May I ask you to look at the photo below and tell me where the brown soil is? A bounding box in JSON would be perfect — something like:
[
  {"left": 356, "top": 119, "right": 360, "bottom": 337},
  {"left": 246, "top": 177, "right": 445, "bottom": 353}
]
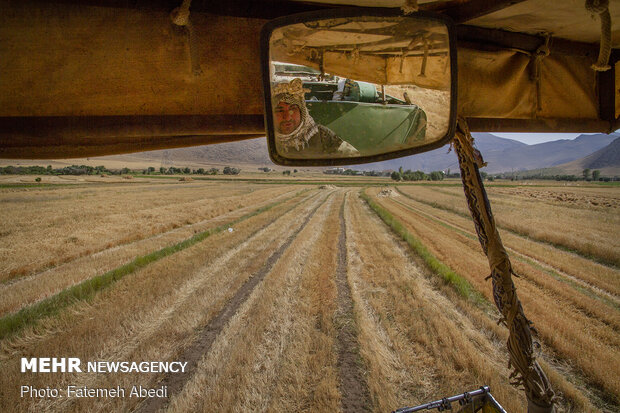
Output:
[{"left": 335, "top": 195, "right": 371, "bottom": 412}]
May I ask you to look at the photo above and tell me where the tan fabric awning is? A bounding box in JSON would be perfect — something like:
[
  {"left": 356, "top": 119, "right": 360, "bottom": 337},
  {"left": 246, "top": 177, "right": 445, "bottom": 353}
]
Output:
[{"left": 0, "top": 0, "right": 617, "bottom": 158}]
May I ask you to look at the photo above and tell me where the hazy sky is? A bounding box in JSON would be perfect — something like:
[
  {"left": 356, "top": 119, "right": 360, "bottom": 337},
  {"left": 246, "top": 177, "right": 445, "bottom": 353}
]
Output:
[{"left": 491, "top": 133, "right": 584, "bottom": 145}]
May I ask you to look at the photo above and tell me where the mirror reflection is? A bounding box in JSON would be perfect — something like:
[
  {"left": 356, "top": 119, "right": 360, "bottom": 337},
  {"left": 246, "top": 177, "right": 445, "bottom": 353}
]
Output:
[{"left": 268, "top": 16, "right": 452, "bottom": 160}]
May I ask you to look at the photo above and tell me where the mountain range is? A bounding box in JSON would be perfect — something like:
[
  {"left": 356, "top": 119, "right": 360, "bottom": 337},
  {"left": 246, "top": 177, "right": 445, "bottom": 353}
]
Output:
[
  {"left": 529, "top": 136, "right": 620, "bottom": 176},
  {"left": 110, "top": 132, "right": 620, "bottom": 176},
  {"left": 361, "top": 132, "right": 619, "bottom": 174}
]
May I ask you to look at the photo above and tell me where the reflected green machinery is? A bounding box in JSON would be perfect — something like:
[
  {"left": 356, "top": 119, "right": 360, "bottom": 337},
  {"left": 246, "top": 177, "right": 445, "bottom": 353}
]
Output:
[
  {"left": 305, "top": 80, "right": 427, "bottom": 153},
  {"left": 274, "top": 63, "right": 427, "bottom": 154}
]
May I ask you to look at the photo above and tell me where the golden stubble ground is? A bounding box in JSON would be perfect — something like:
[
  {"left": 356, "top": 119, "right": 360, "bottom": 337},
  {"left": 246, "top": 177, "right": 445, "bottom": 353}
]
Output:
[
  {"left": 345, "top": 191, "right": 529, "bottom": 412},
  {"left": 397, "top": 184, "right": 620, "bottom": 266},
  {"left": 0, "top": 181, "right": 296, "bottom": 281},
  {"left": 370, "top": 184, "right": 620, "bottom": 411},
  {"left": 1, "top": 187, "right": 327, "bottom": 412},
  {"left": 1, "top": 179, "right": 618, "bottom": 412},
  {"left": 0, "top": 186, "right": 301, "bottom": 317},
  {"left": 166, "top": 191, "right": 343, "bottom": 412}
]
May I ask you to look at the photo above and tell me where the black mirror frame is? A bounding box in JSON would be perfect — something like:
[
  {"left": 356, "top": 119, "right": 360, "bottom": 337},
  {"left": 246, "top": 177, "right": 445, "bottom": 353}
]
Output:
[{"left": 260, "top": 7, "right": 458, "bottom": 167}]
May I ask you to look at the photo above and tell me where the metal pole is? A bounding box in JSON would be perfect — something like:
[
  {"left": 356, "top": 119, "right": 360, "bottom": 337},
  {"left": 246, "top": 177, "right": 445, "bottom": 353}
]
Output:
[{"left": 393, "top": 386, "right": 505, "bottom": 413}]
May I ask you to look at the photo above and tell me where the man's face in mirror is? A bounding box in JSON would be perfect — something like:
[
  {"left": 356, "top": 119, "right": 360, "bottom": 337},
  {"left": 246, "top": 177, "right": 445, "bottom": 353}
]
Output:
[{"left": 274, "top": 101, "right": 301, "bottom": 134}]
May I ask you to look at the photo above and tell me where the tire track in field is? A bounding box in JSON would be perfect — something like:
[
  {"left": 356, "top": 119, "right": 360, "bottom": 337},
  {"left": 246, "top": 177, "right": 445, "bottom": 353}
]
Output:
[
  {"left": 395, "top": 186, "right": 620, "bottom": 270},
  {"left": 388, "top": 191, "right": 620, "bottom": 410},
  {"left": 346, "top": 191, "right": 526, "bottom": 412},
  {"left": 335, "top": 192, "right": 372, "bottom": 412},
  {"left": 383, "top": 194, "right": 620, "bottom": 332},
  {"left": 0, "top": 188, "right": 301, "bottom": 316},
  {"left": 343, "top": 196, "right": 416, "bottom": 412},
  {"left": 31, "top": 190, "right": 325, "bottom": 413},
  {"left": 389, "top": 195, "right": 620, "bottom": 309},
  {"left": 369, "top": 191, "right": 620, "bottom": 405},
  {"left": 380, "top": 194, "right": 620, "bottom": 335},
  {"left": 394, "top": 187, "right": 619, "bottom": 289},
  {"left": 98, "top": 190, "right": 322, "bottom": 362},
  {"left": 135, "top": 191, "right": 332, "bottom": 413},
  {"left": 164, "top": 189, "right": 338, "bottom": 412},
  {"left": 0, "top": 186, "right": 298, "bottom": 286}
]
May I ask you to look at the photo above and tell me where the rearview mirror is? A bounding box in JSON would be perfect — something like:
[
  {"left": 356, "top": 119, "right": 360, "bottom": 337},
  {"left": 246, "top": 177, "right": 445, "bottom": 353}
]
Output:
[{"left": 261, "top": 9, "right": 457, "bottom": 166}]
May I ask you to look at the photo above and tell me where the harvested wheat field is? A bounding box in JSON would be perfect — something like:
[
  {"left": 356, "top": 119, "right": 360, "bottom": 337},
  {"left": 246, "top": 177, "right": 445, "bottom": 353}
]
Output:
[{"left": 0, "top": 178, "right": 618, "bottom": 412}]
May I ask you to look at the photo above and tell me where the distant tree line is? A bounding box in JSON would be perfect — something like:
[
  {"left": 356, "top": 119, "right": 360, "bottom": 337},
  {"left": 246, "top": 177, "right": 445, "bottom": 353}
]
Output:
[
  {"left": 0, "top": 165, "right": 244, "bottom": 176},
  {"left": 157, "top": 166, "right": 222, "bottom": 175},
  {"left": 362, "top": 170, "right": 386, "bottom": 176},
  {"left": 222, "top": 166, "right": 241, "bottom": 175},
  {"left": 492, "top": 168, "right": 617, "bottom": 182},
  {"left": 0, "top": 165, "right": 112, "bottom": 175},
  {"left": 324, "top": 168, "right": 390, "bottom": 176},
  {"left": 281, "top": 169, "right": 300, "bottom": 175},
  {"left": 390, "top": 167, "right": 445, "bottom": 181}
]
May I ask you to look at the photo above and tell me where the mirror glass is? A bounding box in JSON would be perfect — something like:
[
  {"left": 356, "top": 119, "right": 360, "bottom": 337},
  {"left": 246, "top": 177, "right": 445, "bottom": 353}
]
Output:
[{"left": 265, "top": 14, "right": 453, "bottom": 164}]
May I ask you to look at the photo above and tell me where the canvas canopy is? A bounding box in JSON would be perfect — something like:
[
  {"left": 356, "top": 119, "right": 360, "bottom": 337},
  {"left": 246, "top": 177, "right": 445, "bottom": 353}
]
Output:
[
  {"left": 0, "top": 0, "right": 618, "bottom": 158},
  {"left": 269, "top": 17, "right": 451, "bottom": 89}
]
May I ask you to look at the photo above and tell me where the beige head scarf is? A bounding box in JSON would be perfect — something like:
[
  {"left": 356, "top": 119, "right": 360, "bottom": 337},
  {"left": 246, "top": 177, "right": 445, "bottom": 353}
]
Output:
[{"left": 273, "top": 78, "right": 319, "bottom": 151}]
